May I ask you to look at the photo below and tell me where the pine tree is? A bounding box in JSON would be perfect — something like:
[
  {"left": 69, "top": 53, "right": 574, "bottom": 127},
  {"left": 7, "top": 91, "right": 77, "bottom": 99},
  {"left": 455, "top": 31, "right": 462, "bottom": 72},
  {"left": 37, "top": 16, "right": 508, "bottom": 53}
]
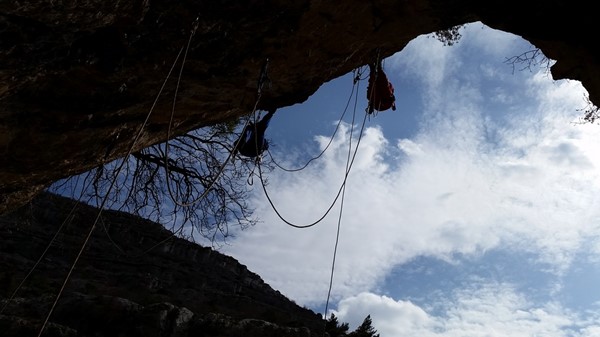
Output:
[
  {"left": 349, "top": 315, "right": 380, "bottom": 337},
  {"left": 325, "top": 313, "right": 350, "bottom": 337}
]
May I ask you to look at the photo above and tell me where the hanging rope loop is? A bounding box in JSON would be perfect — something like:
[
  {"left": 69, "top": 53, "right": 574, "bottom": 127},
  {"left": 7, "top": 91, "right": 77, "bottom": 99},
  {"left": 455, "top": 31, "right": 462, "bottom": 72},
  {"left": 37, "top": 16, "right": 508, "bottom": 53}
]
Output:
[{"left": 255, "top": 69, "right": 369, "bottom": 229}]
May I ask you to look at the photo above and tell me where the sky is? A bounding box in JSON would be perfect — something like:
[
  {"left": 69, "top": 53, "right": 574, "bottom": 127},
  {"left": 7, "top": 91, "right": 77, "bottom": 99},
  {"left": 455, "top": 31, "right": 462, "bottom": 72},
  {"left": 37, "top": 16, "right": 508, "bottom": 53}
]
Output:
[{"left": 211, "top": 22, "right": 600, "bottom": 336}]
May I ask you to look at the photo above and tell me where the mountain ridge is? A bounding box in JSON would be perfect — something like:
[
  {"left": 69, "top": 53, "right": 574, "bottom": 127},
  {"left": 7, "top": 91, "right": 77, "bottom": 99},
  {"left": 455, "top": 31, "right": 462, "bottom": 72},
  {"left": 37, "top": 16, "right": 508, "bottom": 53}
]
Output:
[{"left": 0, "top": 191, "right": 325, "bottom": 337}]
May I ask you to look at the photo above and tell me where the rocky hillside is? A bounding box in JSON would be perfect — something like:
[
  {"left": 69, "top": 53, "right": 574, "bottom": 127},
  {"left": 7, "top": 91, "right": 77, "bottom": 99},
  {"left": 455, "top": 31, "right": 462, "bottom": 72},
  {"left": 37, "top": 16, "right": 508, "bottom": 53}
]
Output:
[
  {"left": 0, "top": 192, "right": 325, "bottom": 337},
  {"left": 2, "top": 0, "right": 599, "bottom": 212}
]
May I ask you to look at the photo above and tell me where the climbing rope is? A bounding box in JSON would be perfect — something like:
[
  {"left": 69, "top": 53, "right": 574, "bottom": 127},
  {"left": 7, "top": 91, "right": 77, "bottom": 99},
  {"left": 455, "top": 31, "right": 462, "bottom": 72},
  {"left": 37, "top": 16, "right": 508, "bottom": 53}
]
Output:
[
  {"left": 255, "top": 70, "right": 369, "bottom": 229},
  {"left": 163, "top": 18, "right": 268, "bottom": 208},
  {"left": 138, "top": 39, "right": 271, "bottom": 254},
  {"left": 322, "top": 52, "right": 385, "bottom": 322},
  {"left": 322, "top": 73, "right": 361, "bottom": 322},
  {"left": 0, "top": 170, "right": 97, "bottom": 316},
  {"left": 29, "top": 36, "right": 382, "bottom": 335},
  {"left": 253, "top": 55, "right": 380, "bottom": 326},
  {"left": 35, "top": 33, "right": 190, "bottom": 337},
  {"left": 266, "top": 67, "right": 366, "bottom": 173}
]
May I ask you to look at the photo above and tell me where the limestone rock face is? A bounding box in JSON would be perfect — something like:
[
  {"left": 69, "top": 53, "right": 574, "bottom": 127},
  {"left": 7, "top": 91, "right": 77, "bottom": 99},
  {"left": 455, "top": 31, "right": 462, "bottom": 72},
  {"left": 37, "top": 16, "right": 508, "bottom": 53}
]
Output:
[
  {"left": 1, "top": 0, "right": 599, "bottom": 212},
  {"left": 0, "top": 192, "right": 325, "bottom": 337}
]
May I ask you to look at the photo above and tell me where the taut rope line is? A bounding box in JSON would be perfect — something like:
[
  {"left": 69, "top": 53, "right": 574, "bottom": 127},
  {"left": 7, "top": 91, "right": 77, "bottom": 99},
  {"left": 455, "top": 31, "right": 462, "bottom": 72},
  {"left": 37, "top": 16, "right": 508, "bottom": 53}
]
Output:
[
  {"left": 163, "top": 19, "right": 268, "bottom": 208},
  {"left": 323, "top": 67, "right": 363, "bottom": 321},
  {"left": 0, "top": 170, "right": 97, "bottom": 315},
  {"left": 36, "top": 42, "right": 186, "bottom": 337}
]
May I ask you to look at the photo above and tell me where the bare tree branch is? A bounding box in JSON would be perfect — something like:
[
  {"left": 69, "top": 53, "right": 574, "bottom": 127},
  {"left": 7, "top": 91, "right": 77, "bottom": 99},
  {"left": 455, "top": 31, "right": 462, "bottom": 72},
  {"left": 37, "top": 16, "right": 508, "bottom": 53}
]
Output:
[
  {"left": 504, "top": 48, "right": 552, "bottom": 75},
  {"left": 48, "top": 121, "right": 273, "bottom": 245},
  {"left": 574, "top": 93, "right": 600, "bottom": 124}
]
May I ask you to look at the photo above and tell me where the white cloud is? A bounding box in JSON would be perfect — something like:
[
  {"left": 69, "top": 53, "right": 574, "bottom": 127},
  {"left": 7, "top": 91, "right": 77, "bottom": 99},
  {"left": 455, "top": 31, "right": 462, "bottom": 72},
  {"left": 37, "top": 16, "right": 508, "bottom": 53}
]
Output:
[
  {"left": 219, "top": 23, "right": 600, "bottom": 313},
  {"left": 332, "top": 292, "right": 433, "bottom": 334},
  {"left": 334, "top": 284, "right": 600, "bottom": 337},
  {"left": 388, "top": 29, "right": 459, "bottom": 94},
  {"left": 461, "top": 22, "right": 523, "bottom": 57},
  {"left": 222, "top": 94, "right": 600, "bottom": 304}
]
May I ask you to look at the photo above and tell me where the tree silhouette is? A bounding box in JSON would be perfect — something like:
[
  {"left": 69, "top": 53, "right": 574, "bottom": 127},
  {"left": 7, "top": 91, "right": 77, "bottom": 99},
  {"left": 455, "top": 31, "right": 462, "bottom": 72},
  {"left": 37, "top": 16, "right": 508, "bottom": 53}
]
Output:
[
  {"left": 504, "top": 47, "right": 552, "bottom": 75},
  {"left": 504, "top": 47, "right": 600, "bottom": 124},
  {"left": 326, "top": 313, "right": 350, "bottom": 337},
  {"left": 349, "top": 315, "right": 380, "bottom": 337},
  {"left": 577, "top": 92, "right": 600, "bottom": 124},
  {"left": 433, "top": 24, "right": 465, "bottom": 46},
  {"left": 48, "top": 119, "right": 274, "bottom": 246}
]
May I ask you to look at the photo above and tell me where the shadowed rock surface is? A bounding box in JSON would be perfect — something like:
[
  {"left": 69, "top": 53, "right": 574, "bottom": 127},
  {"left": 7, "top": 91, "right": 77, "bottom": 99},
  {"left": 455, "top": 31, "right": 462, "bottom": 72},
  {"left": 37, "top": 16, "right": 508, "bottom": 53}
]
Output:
[
  {"left": 1, "top": 0, "right": 599, "bottom": 212},
  {"left": 0, "top": 192, "right": 324, "bottom": 337}
]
